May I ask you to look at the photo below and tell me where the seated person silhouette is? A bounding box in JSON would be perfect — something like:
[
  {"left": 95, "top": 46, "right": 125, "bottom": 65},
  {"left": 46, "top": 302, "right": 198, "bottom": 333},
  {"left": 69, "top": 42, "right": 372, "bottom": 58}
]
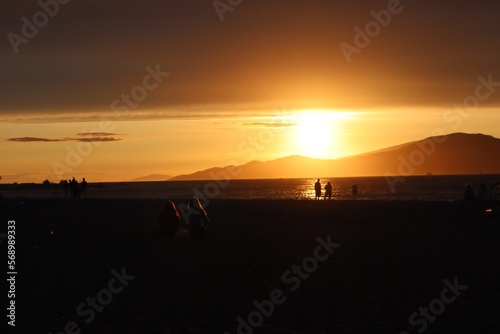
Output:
[
  {"left": 187, "top": 197, "right": 209, "bottom": 237},
  {"left": 157, "top": 201, "right": 181, "bottom": 237}
]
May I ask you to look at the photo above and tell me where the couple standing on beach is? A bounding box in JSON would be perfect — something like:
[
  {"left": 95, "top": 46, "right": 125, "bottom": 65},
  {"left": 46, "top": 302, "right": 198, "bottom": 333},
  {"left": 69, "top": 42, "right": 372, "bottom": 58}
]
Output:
[
  {"left": 315, "top": 179, "right": 333, "bottom": 200},
  {"left": 157, "top": 197, "right": 209, "bottom": 237}
]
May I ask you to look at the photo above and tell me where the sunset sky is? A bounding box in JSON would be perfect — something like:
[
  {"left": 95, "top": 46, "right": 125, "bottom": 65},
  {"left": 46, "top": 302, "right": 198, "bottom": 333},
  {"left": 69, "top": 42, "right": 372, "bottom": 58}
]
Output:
[{"left": 1, "top": 0, "right": 500, "bottom": 182}]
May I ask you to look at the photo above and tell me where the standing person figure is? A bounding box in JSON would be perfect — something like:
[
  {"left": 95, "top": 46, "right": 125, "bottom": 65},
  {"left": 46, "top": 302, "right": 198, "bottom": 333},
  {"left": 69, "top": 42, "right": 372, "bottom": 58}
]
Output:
[
  {"left": 63, "top": 180, "right": 68, "bottom": 198},
  {"left": 324, "top": 181, "right": 333, "bottom": 200},
  {"left": 314, "top": 179, "right": 322, "bottom": 200},
  {"left": 186, "top": 197, "right": 209, "bottom": 237},
  {"left": 70, "top": 177, "right": 77, "bottom": 198},
  {"left": 80, "top": 178, "right": 88, "bottom": 198}
]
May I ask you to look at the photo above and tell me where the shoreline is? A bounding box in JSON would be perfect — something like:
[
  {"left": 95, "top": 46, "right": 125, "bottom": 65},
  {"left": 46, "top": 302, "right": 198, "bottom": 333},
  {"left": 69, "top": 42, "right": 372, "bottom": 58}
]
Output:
[{"left": 2, "top": 174, "right": 499, "bottom": 202}]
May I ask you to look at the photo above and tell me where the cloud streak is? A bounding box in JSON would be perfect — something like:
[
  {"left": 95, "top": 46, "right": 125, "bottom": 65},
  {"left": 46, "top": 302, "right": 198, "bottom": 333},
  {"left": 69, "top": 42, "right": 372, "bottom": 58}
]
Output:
[
  {"left": 244, "top": 122, "right": 297, "bottom": 129},
  {"left": 8, "top": 137, "right": 63, "bottom": 142},
  {"left": 76, "top": 132, "right": 124, "bottom": 137},
  {"left": 8, "top": 133, "right": 124, "bottom": 143}
]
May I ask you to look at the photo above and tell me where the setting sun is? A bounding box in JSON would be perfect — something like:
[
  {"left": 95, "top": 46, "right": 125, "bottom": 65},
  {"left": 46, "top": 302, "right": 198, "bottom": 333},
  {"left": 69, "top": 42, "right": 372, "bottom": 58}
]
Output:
[
  {"left": 289, "top": 110, "right": 353, "bottom": 159},
  {"left": 296, "top": 115, "right": 333, "bottom": 158}
]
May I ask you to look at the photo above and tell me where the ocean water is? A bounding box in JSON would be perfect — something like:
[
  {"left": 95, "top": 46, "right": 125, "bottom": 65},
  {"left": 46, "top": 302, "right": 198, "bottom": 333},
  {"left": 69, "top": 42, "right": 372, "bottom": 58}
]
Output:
[{"left": 2, "top": 175, "right": 500, "bottom": 201}]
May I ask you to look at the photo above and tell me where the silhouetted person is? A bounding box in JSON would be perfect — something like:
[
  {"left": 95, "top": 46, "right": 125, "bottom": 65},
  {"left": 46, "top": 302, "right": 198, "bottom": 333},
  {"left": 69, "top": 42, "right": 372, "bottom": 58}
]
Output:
[
  {"left": 157, "top": 201, "right": 181, "bottom": 237},
  {"left": 73, "top": 178, "right": 81, "bottom": 198},
  {"left": 463, "top": 183, "right": 476, "bottom": 201},
  {"left": 80, "top": 178, "right": 88, "bottom": 198},
  {"left": 314, "top": 179, "right": 321, "bottom": 200},
  {"left": 187, "top": 197, "right": 209, "bottom": 237},
  {"left": 69, "top": 178, "right": 77, "bottom": 198},
  {"left": 63, "top": 180, "right": 68, "bottom": 198},
  {"left": 478, "top": 183, "right": 489, "bottom": 202},
  {"left": 324, "top": 181, "right": 333, "bottom": 200}
]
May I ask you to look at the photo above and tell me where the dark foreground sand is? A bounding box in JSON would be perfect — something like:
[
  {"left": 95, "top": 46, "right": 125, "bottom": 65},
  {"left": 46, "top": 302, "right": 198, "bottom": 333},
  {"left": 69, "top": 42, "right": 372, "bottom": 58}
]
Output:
[{"left": 2, "top": 198, "right": 500, "bottom": 333}]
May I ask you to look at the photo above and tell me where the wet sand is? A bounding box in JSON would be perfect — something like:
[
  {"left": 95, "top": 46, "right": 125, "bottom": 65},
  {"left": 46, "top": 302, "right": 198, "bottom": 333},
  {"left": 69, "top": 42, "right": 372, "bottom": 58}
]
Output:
[{"left": 3, "top": 198, "right": 500, "bottom": 333}]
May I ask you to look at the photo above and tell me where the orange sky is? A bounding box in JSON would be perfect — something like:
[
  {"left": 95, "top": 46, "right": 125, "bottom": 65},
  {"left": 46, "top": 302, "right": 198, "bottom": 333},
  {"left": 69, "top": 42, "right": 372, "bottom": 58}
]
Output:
[{"left": 1, "top": 1, "right": 500, "bottom": 182}]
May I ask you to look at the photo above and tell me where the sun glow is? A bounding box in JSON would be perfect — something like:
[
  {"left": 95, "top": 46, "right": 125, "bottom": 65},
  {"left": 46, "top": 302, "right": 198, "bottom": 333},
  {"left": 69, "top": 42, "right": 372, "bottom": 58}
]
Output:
[{"left": 290, "top": 110, "right": 352, "bottom": 159}]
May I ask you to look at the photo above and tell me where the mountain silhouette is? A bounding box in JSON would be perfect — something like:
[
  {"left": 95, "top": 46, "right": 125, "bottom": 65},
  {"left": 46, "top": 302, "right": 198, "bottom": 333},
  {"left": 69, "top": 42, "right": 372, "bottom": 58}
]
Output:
[{"left": 170, "top": 133, "right": 500, "bottom": 180}]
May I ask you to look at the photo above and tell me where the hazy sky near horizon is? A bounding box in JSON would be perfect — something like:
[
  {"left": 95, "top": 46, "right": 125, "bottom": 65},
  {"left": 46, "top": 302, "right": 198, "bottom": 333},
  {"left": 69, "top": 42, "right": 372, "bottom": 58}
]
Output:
[{"left": 1, "top": 0, "right": 500, "bottom": 182}]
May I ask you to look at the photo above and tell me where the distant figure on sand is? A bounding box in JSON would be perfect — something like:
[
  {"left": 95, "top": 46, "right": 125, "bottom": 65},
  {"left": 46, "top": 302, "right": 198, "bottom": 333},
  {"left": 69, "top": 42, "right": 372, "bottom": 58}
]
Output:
[
  {"left": 324, "top": 181, "right": 333, "bottom": 200},
  {"left": 187, "top": 197, "right": 209, "bottom": 237},
  {"left": 70, "top": 177, "right": 79, "bottom": 198},
  {"left": 157, "top": 201, "right": 181, "bottom": 237},
  {"left": 80, "top": 178, "right": 88, "bottom": 198},
  {"left": 314, "top": 179, "right": 321, "bottom": 200},
  {"left": 63, "top": 180, "right": 68, "bottom": 198},
  {"left": 463, "top": 183, "right": 476, "bottom": 201}
]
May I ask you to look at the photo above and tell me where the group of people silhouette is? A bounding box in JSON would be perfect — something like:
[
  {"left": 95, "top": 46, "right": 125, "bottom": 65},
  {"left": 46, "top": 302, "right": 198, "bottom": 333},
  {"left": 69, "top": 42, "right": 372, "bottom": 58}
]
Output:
[
  {"left": 63, "top": 177, "right": 88, "bottom": 198},
  {"left": 314, "top": 179, "right": 333, "bottom": 200},
  {"left": 157, "top": 197, "right": 210, "bottom": 238}
]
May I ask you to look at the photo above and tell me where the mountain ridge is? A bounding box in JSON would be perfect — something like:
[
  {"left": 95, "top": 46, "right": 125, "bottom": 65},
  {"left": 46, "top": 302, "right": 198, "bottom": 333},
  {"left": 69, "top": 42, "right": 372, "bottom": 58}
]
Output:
[{"left": 169, "top": 133, "right": 500, "bottom": 181}]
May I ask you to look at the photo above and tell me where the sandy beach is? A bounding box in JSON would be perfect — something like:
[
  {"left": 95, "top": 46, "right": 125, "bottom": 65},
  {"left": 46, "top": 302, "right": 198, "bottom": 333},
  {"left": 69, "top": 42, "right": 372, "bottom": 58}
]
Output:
[{"left": 3, "top": 198, "right": 500, "bottom": 333}]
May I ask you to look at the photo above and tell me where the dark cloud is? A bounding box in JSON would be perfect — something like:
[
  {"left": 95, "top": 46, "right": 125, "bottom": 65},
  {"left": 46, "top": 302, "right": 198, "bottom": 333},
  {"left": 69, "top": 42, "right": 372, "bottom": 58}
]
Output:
[
  {"left": 75, "top": 137, "right": 122, "bottom": 142},
  {"left": 8, "top": 137, "right": 63, "bottom": 142},
  {"left": 2, "top": 0, "right": 500, "bottom": 119},
  {"left": 8, "top": 134, "right": 124, "bottom": 142}
]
